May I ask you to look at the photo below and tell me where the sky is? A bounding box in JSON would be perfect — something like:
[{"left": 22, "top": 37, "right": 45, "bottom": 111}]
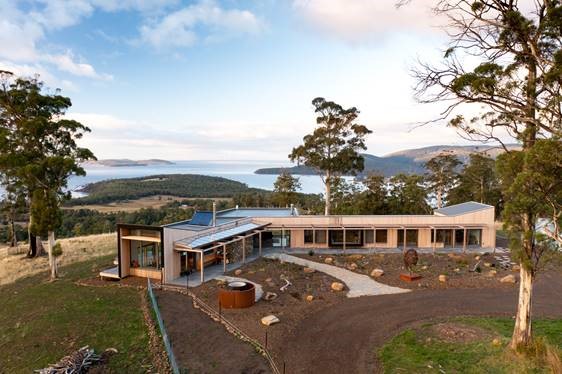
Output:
[{"left": 0, "top": 0, "right": 495, "bottom": 160}]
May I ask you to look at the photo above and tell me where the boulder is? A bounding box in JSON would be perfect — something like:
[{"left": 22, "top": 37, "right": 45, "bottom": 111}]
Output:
[
  {"left": 421, "top": 265, "right": 429, "bottom": 270},
  {"left": 475, "top": 255, "right": 481, "bottom": 261},
  {"left": 234, "top": 269, "right": 243, "bottom": 276},
  {"left": 454, "top": 268, "right": 461, "bottom": 273},
  {"left": 483, "top": 262, "right": 492, "bottom": 268},
  {"left": 306, "top": 295, "right": 314, "bottom": 302},
  {"left": 331, "top": 282, "right": 345, "bottom": 292},
  {"left": 303, "top": 267, "right": 316, "bottom": 274},
  {"left": 485, "top": 270, "right": 497, "bottom": 277},
  {"left": 261, "top": 315, "right": 280, "bottom": 326},
  {"left": 370, "top": 268, "right": 385, "bottom": 278},
  {"left": 348, "top": 263, "right": 358, "bottom": 271},
  {"left": 264, "top": 292, "right": 278, "bottom": 301},
  {"left": 438, "top": 274, "right": 448, "bottom": 282},
  {"left": 324, "top": 257, "right": 334, "bottom": 265},
  {"left": 500, "top": 274, "right": 517, "bottom": 284}
]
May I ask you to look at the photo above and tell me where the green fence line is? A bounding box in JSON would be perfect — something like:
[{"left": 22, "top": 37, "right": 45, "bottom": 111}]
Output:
[{"left": 147, "top": 278, "right": 180, "bottom": 374}]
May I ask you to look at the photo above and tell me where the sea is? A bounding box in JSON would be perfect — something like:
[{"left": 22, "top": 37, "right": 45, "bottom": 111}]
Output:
[{"left": 68, "top": 160, "right": 327, "bottom": 197}]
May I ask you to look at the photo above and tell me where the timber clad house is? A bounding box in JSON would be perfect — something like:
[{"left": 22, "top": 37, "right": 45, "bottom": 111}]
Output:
[{"left": 100, "top": 201, "right": 496, "bottom": 285}]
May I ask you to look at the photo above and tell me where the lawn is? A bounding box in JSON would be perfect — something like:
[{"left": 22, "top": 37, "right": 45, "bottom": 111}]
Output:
[
  {"left": 0, "top": 255, "right": 155, "bottom": 373},
  {"left": 379, "top": 317, "right": 562, "bottom": 373}
]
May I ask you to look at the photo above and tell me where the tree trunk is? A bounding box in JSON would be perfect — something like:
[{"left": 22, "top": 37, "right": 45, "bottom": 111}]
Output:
[
  {"left": 47, "top": 230, "right": 57, "bottom": 280},
  {"left": 36, "top": 235, "right": 45, "bottom": 257},
  {"left": 324, "top": 172, "right": 331, "bottom": 216},
  {"left": 8, "top": 218, "right": 17, "bottom": 247},
  {"left": 436, "top": 188, "right": 443, "bottom": 209},
  {"left": 27, "top": 230, "right": 37, "bottom": 258},
  {"left": 510, "top": 265, "right": 533, "bottom": 348}
]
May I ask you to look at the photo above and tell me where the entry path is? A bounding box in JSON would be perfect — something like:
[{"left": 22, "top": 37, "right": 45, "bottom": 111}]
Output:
[
  {"left": 276, "top": 271, "right": 562, "bottom": 374},
  {"left": 265, "top": 252, "right": 409, "bottom": 297}
]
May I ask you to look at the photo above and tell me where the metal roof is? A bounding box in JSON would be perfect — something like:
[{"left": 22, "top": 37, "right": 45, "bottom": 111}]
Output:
[
  {"left": 217, "top": 207, "right": 297, "bottom": 218},
  {"left": 434, "top": 201, "right": 493, "bottom": 216},
  {"left": 176, "top": 222, "right": 266, "bottom": 248}
]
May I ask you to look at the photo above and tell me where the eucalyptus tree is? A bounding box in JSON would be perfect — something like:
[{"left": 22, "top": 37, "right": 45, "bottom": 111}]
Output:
[
  {"left": 424, "top": 152, "right": 461, "bottom": 208},
  {"left": 387, "top": 174, "right": 431, "bottom": 215},
  {"left": 273, "top": 170, "right": 302, "bottom": 207},
  {"left": 410, "top": 0, "right": 562, "bottom": 348},
  {"left": 0, "top": 72, "right": 95, "bottom": 279},
  {"left": 290, "top": 97, "right": 372, "bottom": 215}
]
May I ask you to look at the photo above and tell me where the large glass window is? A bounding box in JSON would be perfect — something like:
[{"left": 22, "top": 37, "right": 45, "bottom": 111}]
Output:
[
  {"left": 364, "top": 230, "right": 374, "bottom": 244},
  {"left": 397, "top": 229, "right": 418, "bottom": 247},
  {"left": 329, "top": 230, "right": 362, "bottom": 246},
  {"left": 130, "top": 241, "right": 161, "bottom": 269},
  {"left": 432, "top": 229, "right": 453, "bottom": 246},
  {"left": 315, "top": 230, "right": 327, "bottom": 244},
  {"left": 270, "top": 230, "right": 290, "bottom": 247},
  {"left": 376, "top": 230, "right": 388, "bottom": 244},
  {"left": 467, "top": 229, "right": 482, "bottom": 246},
  {"left": 304, "top": 230, "right": 314, "bottom": 244}
]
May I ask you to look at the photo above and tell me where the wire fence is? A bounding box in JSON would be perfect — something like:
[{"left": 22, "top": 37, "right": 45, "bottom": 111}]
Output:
[
  {"left": 147, "top": 278, "right": 180, "bottom": 374},
  {"left": 162, "top": 284, "right": 282, "bottom": 374}
]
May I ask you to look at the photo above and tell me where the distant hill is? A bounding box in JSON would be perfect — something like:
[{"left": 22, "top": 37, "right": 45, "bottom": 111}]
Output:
[
  {"left": 254, "top": 144, "right": 520, "bottom": 177},
  {"left": 69, "top": 174, "right": 266, "bottom": 206},
  {"left": 83, "top": 159, "right": 174, "bottom": 167}
]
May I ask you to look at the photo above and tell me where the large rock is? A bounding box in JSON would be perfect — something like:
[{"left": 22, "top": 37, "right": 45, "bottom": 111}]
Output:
[
  {"left": 500, "top": 274, "right": 517, "bottom": 284},
  {"left": 324, "top": 257, "right": 334, "bottom": 264},
  {"left": 438, "top": 274, "right": 448, "bottom": 282},
  {"left": 485, "top": 270, "right": 497, "bottom": 277},
  {"left": 261, "top": 315, "right": 280, "bottom": 326},
  {"left": 303, "top": 267, "right": 316, "bottom": 274},
  {"left": 306, "top": 295, "right": 314, "bottom": 302},
  {"left": 331, "top": 282, "right": 345, "bottom": 292},
  {"left": 234, "top": 269, "right": 243, "bottom": 276},
  {"left": 370, "top": 268, "right": 384, "bottom": 278},
  {"left": 348, "top": 263, "right": 358, "bottom": 271},
  {"left": 264, "top": 292, "right": 278, "bottom": 301}
]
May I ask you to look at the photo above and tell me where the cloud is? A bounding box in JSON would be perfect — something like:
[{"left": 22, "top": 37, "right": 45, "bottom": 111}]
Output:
[
  {"left": 292, "top": 0, "right": 439, "bottom": 43},
  {"left": 139, "top": 0, "right": 263, "bottom": 49},
  {"left": 44, "top": 53, "right": 113, "bottom": 80}
]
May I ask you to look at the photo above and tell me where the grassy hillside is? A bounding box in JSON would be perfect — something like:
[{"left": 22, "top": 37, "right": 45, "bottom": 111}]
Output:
[
  {"left": 0, "top": 255, "right": 156, "bottom": 372},
  {"left": 70, "top": 174, "right": 266, "bottom": 205}
]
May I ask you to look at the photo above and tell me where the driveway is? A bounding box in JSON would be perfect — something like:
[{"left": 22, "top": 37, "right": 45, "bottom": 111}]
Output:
[{"left": 275, "top": 270, "right": 562, "bottom": 374}]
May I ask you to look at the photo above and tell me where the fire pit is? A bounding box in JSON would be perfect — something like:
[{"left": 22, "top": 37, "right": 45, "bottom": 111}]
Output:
[{"left": 218, "top": 281, "right": 256, "bottom": 309}]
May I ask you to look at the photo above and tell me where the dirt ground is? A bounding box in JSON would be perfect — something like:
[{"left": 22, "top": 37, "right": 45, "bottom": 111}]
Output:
[
  {"left": 295, "top": 251, "right": 520, "bottom": 290},
  {"left": 155, "top": 290, "right": 271, "bottom": 373},
  {"left": 190, "top": 258, "right": 348, "bottom": 366}
]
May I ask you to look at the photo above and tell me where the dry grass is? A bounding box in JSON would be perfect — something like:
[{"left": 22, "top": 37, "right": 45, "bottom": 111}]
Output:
[
  {"left": 64, "top": 195, "right": 232, "bottom": 213},
  {"left": 0, "top": 233, "right": 116, "bottom": 286}
]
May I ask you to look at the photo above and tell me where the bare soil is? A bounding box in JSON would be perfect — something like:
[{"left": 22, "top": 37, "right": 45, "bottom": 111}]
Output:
[
  {"left": 190, "top": 258, "right": 347, "bottom": 366},
  {"left": 295, "top": 252, "right": 519, "bottom": 290},
  {"left": 429, "top": 322, "right": 493, "bottom": 343},
  {"left": 155, "top": 290, "right": 271, "bottom": 373}
]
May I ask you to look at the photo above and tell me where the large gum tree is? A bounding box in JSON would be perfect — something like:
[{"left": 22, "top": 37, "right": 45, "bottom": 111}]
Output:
[
  {"left": 409, "top": 0, "right": 561, "bottom": 348},
  {"left": 290, "top": 97, "right": 372, "bottom": 215}
]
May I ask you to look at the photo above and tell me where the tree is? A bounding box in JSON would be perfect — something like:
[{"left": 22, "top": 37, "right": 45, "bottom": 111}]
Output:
[
  {"left": 412, "top": 0, "right": 562, "bottom": 348},
  {"left": 424, "top": 152, "right": 461, "bottom": 208},
  {"left": 273, "top": 170, "right": 302, "bottom": 207},
  {"left": 387, "top": 174, "right": 431, "bottom": 215},
  {"left": 357, "top": 173, "right": 390, "bottom": 214},
  {"left": 0, "top": 174, "right": 27, "bottom": 247},
  {"left": 0, "top": 72, "right": 95, "bottom": 279},
  {"left": 448, "top": 153, "right": 503, "bottom": 216},
  {"left": 289, "top": 97, "right": 372, "bottom": 215}
]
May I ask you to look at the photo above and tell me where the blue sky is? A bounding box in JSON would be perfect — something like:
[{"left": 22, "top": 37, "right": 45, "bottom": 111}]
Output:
[{"left": 0, "top": 0, "right": 487, "bottom": 160}]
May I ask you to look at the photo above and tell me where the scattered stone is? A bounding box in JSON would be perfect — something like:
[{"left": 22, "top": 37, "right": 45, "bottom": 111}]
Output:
[
  {"left": 261, "top": 315, "right": 280, "bottom": 326},
  {"left": 492, "top": 338, "right": 502, "bottom": 346},
  {"left": 421, "top": 265, "right": 428, "bottom": 270},
  {"left": 439, "top": 274, "right": 448, "bottom": 282},
  {"left": 234, "top": 269, "right": 243, "bottom": 276},
  {"left": 349, "top": 263, "right": 358, "bottom": 270},
  {"left": 486, "top": 270, "right": 497, "bottom": 277},
  {"left": 303, "top": 267, "right": 316, "bottom": 274},
  {"left": 306, "top": 295, "right": 314, "bottom": 302},
  {"left": 512, "top": 264, "right": 520, "bottom": 272},
  {"left": 484, "top": 262, "right": 492, "bottom": 268},
  {"left": 454, "top": 268, "right": 460, "bottom": 273},
  {"left": 324, "top": 257, "right": 334, "bottom": 264},
  {"left": 331, "top": 282, "right": 345, "bottom": 292},
  {"left": 500, "top": 274, "right": 517, "bottom": 284},
  {"left": 475, "top": 255, "right": 481, "bottom": 261},
  {"left": 265, "top": 277, "right": 272, "bottom": 282},
  {"left": 370, "top": 268, "right": 385, "bottom": 278},
  {"left": 264, "top": 292, "right": 278, "bottom": 301}
]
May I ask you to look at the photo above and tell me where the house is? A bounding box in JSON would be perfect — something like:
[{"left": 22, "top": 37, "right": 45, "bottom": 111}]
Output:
[{"left": 99, "top": 201, "right": 496, "bottom": 284}]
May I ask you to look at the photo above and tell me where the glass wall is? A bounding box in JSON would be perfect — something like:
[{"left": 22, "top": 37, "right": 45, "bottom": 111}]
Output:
[
  {"left": 130, "top": 240, "right": 161, "bottom": 269},
  {"left": 270, "top": 230, "right": 290, "bottom": 247},
  {"left": 329, "top": 230, "right": 363, "bottom": 247},
  {"left": 397, "top": 229, "right": 418, "bottom": 247},
  {"left": 376, "top": 230, "right": 388, "bottom": 244},
  {"left": 467, "top": 229, "right": 482, "bottom": 246}
]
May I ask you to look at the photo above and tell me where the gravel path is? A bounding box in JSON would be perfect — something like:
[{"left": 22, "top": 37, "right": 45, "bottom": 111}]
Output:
[
  {"left": 265, "top": 252, "right": 409, "bottom": 297},
  {"left": 276, "top": 270, "right": 562, "bottom": 374}
]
